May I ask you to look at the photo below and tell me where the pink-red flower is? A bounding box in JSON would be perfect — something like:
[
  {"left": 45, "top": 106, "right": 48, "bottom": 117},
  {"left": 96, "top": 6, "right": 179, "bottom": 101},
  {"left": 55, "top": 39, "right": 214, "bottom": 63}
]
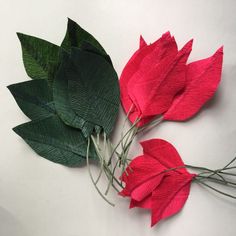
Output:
[
  {"left": 120, "top": 32, "right": 223, "bottom": 126},
  {"left": 120, "top": 139, "right": 196, "bottom": 226}
]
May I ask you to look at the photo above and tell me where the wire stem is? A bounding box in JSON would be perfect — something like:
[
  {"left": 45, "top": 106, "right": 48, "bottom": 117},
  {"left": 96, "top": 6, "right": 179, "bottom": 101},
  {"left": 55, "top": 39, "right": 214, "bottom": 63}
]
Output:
[
  {"left": 86, "top": 137, "right": 115, "bottom": 206},
  {"left": 195, "top": 178, "right": 236, "bottom": 199}
]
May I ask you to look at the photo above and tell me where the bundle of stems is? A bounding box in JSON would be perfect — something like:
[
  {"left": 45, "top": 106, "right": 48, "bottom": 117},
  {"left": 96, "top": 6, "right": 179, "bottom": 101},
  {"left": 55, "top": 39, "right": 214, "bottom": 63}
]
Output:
[{"left": 86, "top": 114, "right": 236, "bottom": 206}]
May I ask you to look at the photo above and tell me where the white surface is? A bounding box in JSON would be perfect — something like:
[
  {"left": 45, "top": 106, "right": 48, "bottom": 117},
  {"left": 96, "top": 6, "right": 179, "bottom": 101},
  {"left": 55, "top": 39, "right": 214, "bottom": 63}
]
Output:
[{"left": 0, "top": 0, "right": 236, "bottom": 235}]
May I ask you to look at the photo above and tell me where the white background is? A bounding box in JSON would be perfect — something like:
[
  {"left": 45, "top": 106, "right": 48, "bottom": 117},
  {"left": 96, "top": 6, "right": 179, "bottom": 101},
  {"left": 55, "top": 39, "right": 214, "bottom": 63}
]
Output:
[{"left": 1, "top": 0, "right": 236, "bottom": 235}]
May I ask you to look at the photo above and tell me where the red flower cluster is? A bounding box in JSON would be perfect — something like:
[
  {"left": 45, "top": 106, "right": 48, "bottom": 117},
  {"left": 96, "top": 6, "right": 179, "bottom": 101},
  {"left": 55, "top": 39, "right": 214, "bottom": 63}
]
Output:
[
  {"left": 120, "top": 139, "right": 196, "bottom": 226},
  {"left": 120, "top": 32, "right": 223, "bottom": 126}
]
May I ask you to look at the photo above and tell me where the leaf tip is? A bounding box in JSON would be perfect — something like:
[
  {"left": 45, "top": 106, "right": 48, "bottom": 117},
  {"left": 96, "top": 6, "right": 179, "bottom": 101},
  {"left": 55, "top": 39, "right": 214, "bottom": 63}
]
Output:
[
  {"left": 216, "top": 45, "right": 224, "bottom": 54},
  {"left": 139, "top": 35, "right": 147, "bottom": 48},
  {"left": 12, "top": 125, "right": 20, "bottom": 135},
  {"left": 67, "top": 17, "right": 79, "bottom": 28},
  {"left": 184, "top": 38, "right": 193, "bottom": 51},
  {"left": 16, "top": 32, "right": 24, "bottom": 41}
]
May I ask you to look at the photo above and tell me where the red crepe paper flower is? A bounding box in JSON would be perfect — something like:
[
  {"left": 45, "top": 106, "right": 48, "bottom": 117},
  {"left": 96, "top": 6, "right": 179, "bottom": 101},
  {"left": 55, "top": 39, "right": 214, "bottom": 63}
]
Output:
[
  {"left": 120, "top": 139, "right": 196, "bottom": 226},
  {"left": 120, "top": 32, "right": 223, "bottom": 126}
]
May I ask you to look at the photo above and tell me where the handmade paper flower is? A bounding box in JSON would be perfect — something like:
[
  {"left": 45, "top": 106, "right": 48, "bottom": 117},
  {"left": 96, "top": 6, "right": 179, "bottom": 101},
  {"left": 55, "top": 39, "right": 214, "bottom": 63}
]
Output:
[
  {"left": 120, "top": 32, "right": 223, "bottom": 126},
  {"left": 120, "top": 139, "right": 196, "bottom": 226}
]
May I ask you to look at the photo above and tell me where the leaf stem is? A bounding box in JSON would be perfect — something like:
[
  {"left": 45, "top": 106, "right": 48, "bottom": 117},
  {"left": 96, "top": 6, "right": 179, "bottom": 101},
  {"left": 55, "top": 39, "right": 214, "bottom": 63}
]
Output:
[
  {"left": 86, "top": 137, "right": 115, "bottom": 206},
  {"left": 195, "top": 178, "right": 236, "bottom": 199}
]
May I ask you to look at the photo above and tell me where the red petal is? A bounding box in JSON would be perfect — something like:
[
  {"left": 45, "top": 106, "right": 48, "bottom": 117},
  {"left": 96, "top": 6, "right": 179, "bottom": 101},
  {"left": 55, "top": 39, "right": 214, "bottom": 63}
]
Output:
[
  {"left": 119, "top": 188, "right": 130, "bottom": 197},
  {"left": 129, "top": 40, "right": 192, "bottom": 120},
  {"left": 151, "top": 174, "right": 193, "bottom": 226},
  {"left": 141, "top": 139, "right": 188, "bottom": 174},
  {"left": 164, "top": 46, "right": 223, "bottom": 121},
  {"left": 130, "top": 195, "right": 152, "bottom": 209},
  {"left": 120, "top": 32, "right": 175, "bottom": 124},
  {"left": 131, "top": 174, "right": 164, "bottom": 201},
  {"left": 120, "top": 154, "right": 166, "bottom": 196},
  {"left": 139, "top": 35, "right": 147, "bottom": 49},
  {"left": 127, "top": 35, "right": 178, "bottom": 118}
]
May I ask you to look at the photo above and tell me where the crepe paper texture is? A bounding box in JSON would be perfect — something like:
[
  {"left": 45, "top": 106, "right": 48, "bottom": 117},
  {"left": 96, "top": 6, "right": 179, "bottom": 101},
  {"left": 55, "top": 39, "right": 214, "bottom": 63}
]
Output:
[
  {"left": 120, "top": 32, "right": 223, "bottom": 126},
  {"left": 8, "top": 18, "right": 120, "bottom": 166},
  {"left": 8, "top": 19, "right": 235, "bottom": 229},
  {"left": 120, "top": 139, "right": 195, "bottom": 226},
  {"left": 54, "top": 48, "right": 119, "bottom": 137},
  {"left": 13, "top": 115, "right": 97, "bottom": 167}
]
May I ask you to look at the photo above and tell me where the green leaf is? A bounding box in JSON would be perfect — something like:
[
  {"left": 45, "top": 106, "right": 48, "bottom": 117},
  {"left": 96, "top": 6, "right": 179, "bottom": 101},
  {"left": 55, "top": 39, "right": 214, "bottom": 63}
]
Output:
[
  {"left": 61, "top": 18, "right": 112, "bottom": 65},
  {"left": 13, "top": 115, "right": 97, "bottom": 167},
  {"left": 17, "top": 33, "right": 60, "bottom": 83},
  {"left": 54, "top": 48, "right": 119, "bottom": 137},
  {"left": 53, "top": 49, "right": 102, "bottom": 137},
  {"left": 53, "top": 51, "right": 86, "bottom": 129},
  {"left": 80, "top": 41, "right": 112, "bottom": 65},
  {"left": 8, "top": 80, "right": 56, "bottom": 120},
  {"left": 61, "top": 18, "right": 109, "bottom": 59}
]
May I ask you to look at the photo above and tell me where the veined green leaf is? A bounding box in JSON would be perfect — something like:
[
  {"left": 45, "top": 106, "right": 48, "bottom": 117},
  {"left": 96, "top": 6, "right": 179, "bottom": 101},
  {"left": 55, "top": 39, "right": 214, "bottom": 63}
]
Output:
[
  {"left": 17, "top": 33, "right": 59, "bottom": 83},
  {"left": 80, "top": 41, "right": 112, "bottom": 65},
  {"left": 53, "top": 51, "right": 86, "bottom": 130},
  {"left": 61, "top": 18, "right": 106, "bottom": 53},
  {"left": 8, "top": 80, "right": 56, "bottom": 120},
  {"left": 13, "top": 115, "right": 97, "bottom": 167},
  {"left": 53, "top": 47, "right": 119, "bottom": 137}
]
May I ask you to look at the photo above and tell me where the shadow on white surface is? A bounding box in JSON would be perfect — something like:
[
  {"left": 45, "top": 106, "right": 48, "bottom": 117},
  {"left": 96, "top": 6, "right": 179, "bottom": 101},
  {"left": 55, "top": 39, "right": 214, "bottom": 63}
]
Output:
[{"left": 0, "top": 207, "right": 29, "bottom": 236}]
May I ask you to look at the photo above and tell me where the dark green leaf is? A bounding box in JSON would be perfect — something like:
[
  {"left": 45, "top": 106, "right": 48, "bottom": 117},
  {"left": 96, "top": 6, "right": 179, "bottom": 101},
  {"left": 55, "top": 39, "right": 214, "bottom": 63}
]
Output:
[
  {"left": 17, "top": 33, "right": 59, "bottom": 83},
  {"left": 53, "top": 50, "right": 98, "bottom": 137},
  {"left": 80, "top": 41, "right": 112, "bottom": 65},
  {"left": 54, "top": 48, "right": 119, "bottom": 137},
  {"left": 13, "top": 115, "right": 97, "bottom": 167},
  {"left": 61, "top": 18, "right": 105, "bottom": 52},
  {"left": 53, "top": 51, "right": 86, "bottom": 128},
  {"left": 8, "top": 80, "right": 56, "bottom": 120}
]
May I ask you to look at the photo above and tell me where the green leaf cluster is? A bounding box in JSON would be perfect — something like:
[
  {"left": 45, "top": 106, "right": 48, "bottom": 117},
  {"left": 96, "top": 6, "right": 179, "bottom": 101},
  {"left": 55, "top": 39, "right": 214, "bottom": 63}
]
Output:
[{"left": 8, "top": 18, "right": 120, "bottom": 167}]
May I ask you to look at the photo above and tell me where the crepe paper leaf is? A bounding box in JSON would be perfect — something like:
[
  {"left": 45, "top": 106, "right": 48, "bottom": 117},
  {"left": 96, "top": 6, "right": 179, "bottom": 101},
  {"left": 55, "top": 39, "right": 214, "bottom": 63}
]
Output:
[
  {"left": 53, "top": 50, "right": 100, "bottom": 137},
  {"left": 164, "top": 46, "right": 224, "bottom": 121},
  {"left": 61, "top": 18, "right": 112, "bottom": 66},
  {"left": 120, "top": 139, "right": 195, "bottom": 227},
  {"left": 120, "top": 33, "right": 223, "bottom": 127},
  {"left": 141, "top": 139, "right": 188, "bottom": 174},
  {"left": 17, "top": 33, "right": 60, "bottom": 83},
  {"left": 120, "top": 155, "right": 166, "bottom": 197},
  {"left": 120, "top": 32, "right": 171, "bottom": 115},
  {"left": 53, "top": 50, "right": 89, "bottom": 132},
  {"left": 151, "top": 174, "right": 193, "bottom": 226},
  {"left": 139, "top": 35, "right": 147, "bottom": 49},
  {"left": 80, "top": 41, "right": 112, "bottom": 65},
  {"left": 54, "top": 47, "right": 119, "bottom": 137},
  {"left": 68, "top": 49, "right": 119, "bottom": 136},
  {"left": 13, "top": 115, "right": 97, "bottom": 167},
  {"left": 128, "top": 39, "right": 192, "bottom": 121},
  {"left": 130, "top": 174, "right": 164, "bottom": 204},
  {"left": 130, "top": 197, "right": 152, "bottom": 209},
  {"left": 120, "top": 32, "right": 178, "bottom": 125},
  {"left": 8, "top": 80, "right": 56, "bottom": 120},
  {"left": 120, "top": 32, "right": 174, "bottom": 109},
  {"left": 61, "top": 18, "right": 107, "bottom": 56}
]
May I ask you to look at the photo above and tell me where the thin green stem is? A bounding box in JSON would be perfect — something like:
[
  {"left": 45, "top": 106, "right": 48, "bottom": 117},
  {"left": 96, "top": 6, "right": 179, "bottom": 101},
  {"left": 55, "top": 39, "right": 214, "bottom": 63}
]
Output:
[
  {"left": 91, "top": 135, "right": 123, "bottom": 190},
  {"left": 196, "top": 176, "right": 236, "bottom": 187},
  {"left": 219, "top": 171, "right": 236, "bottom": 177},
  {"left": 197, "top": 170, "right": 227, "bottom": 183},
  {"left": 95, "top": 166, "right": 103, "bottom": 185},
  {"left": 107, "top": 118, "right": 141, "bottom": 165},
  {"left": 105, "top": 159, "right": 120, "bottom": 195},
  {"left": 86, "top": 137, "right": 115, "bottom": 206},
  {"left": 223, "top": 156, "right": 236, "bottom": 169},
  {"left": 121, "top": 105, "right": 134, "bottom": 152},
  {"left": 137, "top": 116, "right": 163, "bottom": 133},
  {"left": 195, "top": 178, "right": 236, "bottom": 199}
]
